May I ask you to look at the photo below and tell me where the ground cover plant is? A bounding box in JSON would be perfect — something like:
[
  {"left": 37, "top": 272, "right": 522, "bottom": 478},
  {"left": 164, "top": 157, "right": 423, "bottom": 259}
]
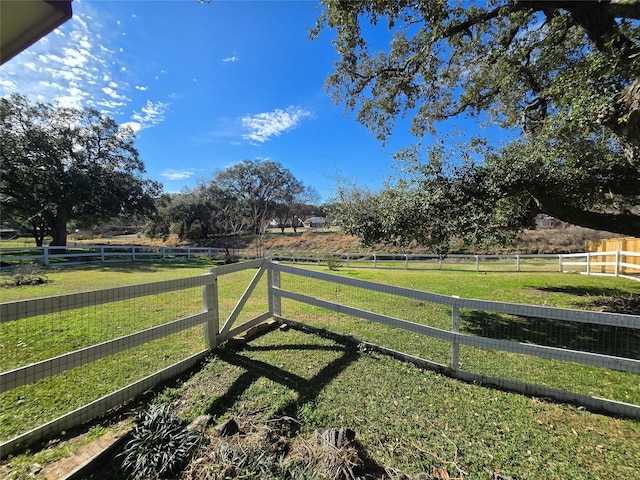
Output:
[{"left": 0, "top": 262, "right": 638, "bottom": 478}]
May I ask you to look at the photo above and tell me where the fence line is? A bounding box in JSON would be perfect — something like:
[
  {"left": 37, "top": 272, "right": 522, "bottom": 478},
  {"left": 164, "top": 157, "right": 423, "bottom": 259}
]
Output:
[
  {"left": 271, "top": 263, "right": 640, "bottom": 418},
  {"left": 0, "top": 258, "right": 268, "bottom": 457},
  {"left": 272, "top": 263, "right": 640, "bottom": 374},
  {"left": 1, "top": 258, "right": 639, "bottom": 457},
  {"left": 2, "top": 245, "right": 639, "bottom": 279}
]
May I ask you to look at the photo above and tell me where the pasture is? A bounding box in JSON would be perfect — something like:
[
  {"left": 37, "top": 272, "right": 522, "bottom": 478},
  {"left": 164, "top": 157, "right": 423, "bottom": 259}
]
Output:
[{"left": 1, "top": 262, "right": 639, "bottom": 479}]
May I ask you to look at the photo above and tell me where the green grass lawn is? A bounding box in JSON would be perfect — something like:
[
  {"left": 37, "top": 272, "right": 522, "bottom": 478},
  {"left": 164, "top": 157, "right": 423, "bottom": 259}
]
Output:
[
  {"left": 1, "top": 262, "right": 639, "bottom": 479},
  {"left": 277, "top": 266, "right": 640, "bottom": 403},
  {"left": 170, "top": 328, "right": 640, "bottom": 479}
]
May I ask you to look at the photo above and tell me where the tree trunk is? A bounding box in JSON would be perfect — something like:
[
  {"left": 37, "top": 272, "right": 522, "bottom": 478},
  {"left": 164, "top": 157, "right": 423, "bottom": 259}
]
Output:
[
  {"left": 49, "top": 215, "right": 68, "bottom": 247},
  {"left": 599, "top": 77, "right": 640, "bottom": 168},
  {"left": 532, "top": 189, "right": 640, "bottom": 236},
  {"left": 29, "top": 221, "right": 46, "bottom": 247}
]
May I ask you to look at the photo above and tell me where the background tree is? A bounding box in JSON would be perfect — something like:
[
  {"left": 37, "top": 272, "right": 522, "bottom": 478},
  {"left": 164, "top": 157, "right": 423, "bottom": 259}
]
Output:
[
  {"left": 314, "top": 0, "right": 640, "bottom": 242},
  {"left": 272, "top": 186, "right": 321, "bottom": 233},
  {"left": 145, "top": 161, "right": 309, "bottom": 246},
  {"left": 1, "top": 94, "right": 161, "bottom": 246},
  {"left": 144, "top": 184, "right": 244, "bottom": 242},
  {"left": 214, "top": 159, "right": 304, "bottom": 235}
]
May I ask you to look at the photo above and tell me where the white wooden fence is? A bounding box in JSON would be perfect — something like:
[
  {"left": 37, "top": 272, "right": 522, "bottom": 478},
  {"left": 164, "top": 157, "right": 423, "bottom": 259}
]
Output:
[
  {"left": 0, "top": 245, "right": 230, "bottom": 266},
  {"left": 1, "top": 258, "right": 639, "bottom": 457},
  {"left": 1, "top": 245, "right": 639, "bottom": 279},
  {"left": 0, "top": 258, "right": 269, "bottom": 457}
]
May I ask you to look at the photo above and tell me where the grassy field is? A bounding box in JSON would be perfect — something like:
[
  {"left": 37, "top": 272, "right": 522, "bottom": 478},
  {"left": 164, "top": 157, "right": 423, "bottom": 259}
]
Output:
[{"left": 1, "top": 262, "right": 639, "bottom": 479}]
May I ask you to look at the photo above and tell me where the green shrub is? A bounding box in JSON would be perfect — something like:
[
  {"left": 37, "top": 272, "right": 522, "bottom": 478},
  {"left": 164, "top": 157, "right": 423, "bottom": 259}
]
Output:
[
  {"left": 118, "top": 403, "right": 201, "bottom": 480},
  {"left": 324, "top": 254, "right": 342, "bottom": 271}
]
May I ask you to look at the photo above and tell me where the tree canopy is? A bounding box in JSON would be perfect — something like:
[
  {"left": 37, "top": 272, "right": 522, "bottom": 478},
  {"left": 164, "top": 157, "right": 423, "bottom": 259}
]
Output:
[
  {"left": 0, "top": 93, "right": 161, "bottom": 246},
  {"left": 212, "top": 159, "right": 305, "bottom": 235},
  {"left": 145, "top": 159, "right": 317, "bottom": 242},
  {"left": 314, "top": 0, "right": 640, "bottom": 246}
]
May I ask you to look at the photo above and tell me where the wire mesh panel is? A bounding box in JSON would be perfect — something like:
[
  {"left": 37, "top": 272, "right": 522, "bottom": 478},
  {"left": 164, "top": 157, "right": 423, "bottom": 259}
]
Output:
[
  {"left": 0, "top": 279, "right": 207, "bottom": 446},
  {"left": 277, "top": 267, "right": 453, "bottom": 366},
  {"left": 272, "top": 263, "right": 640, "bottom": 410},
  {"left": 217, "top": 267, "right": 269, "bottom": 328},
  {"left": 0, "top": 288, "right": 203, "bottom": 371},
  {"left": 456, "top": 309, "right": 640, "bottom": 404}
]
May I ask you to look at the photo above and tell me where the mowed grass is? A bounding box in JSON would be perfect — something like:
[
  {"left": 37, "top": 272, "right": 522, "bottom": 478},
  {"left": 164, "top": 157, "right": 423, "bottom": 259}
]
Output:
[
  {"left": 0, "top": 260, "right": 272, "bottom": 444},
  {"left": 277, "top": 266, "right": 640, "bottom": 404},
  {"left": 0, "top": 260, "right": 232, "bottom": 442},
  {"left": 1, "top": 262, "right": 639, "bottom": 479},
  {"left": 165, "top": 328, "right": 640, "bottom": 479}
]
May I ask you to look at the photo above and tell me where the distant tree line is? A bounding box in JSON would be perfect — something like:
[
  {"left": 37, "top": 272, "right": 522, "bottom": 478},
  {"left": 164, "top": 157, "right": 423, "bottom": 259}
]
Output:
[{"left": 144, "top": 159, "right": 324, "bottom": 242}]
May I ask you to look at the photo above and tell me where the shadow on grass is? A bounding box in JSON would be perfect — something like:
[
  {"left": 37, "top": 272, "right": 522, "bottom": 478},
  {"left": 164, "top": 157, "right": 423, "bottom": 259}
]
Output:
[
  {"left": 203, "top": 334, "right": 389, "bottom": 476},
  {"left": 206, "top": 342, "right": 358, "bottom": 420},
  {"left": 462, "top": 311, "right": 640, "bottom": 359},
  {"left": 535, "top": 285, "right": 640, "bottom": 315}
]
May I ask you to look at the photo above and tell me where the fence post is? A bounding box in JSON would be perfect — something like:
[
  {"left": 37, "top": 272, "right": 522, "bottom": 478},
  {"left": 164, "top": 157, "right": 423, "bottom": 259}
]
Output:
[
  {"left": 43, "top": 246, "right": 49, "bottom": 266},
  {"left": 475, "top": 255, "right": 479, "bottom": 272},
  {"left": 451, "top": 295, "right": 460, "bottom": 370},
  {"left": 268, "top": 260, "right": 281, "bottom": 318},
  {"left": 373, "top": 254, "right": 377, "bottom": 268},
  {"left": 203, "top": 270, "right": 219, "bottom": 349},
  {"left": 586, "top": 253, "right": 590, "bottom": 275},
  {"left": 615, "top": 251, "right": 620, "bottom": 277},
  {"left": 100, "top": 246, "right": 105, "bottom": 263},
  {"left": 439, "top": 256, "right": 442, "bottom": 270},
  {"left": 516, "top": 255, "right": 521, "bottom": 272},
  {"left": 188, "top": 248, "right": 192, "bottom": 260},
  {"left": 558, "top": 255, "right": 563, "bottom": 272},
  {"left": 405, "top": 254, "right": 409, "bottom": 269},
  {"left": 132, "top": 246, "right": 136, "bottom": 262},
  {"left": 346, "top": 253, "right": 350, "bottom": 268}
]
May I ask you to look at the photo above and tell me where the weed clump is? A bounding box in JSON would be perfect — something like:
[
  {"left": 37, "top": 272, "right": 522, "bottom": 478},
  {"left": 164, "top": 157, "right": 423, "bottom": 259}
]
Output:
[
  {"left": 118, "top": 403, "right": 201, "bottom": 480},
  {"left": 2, "top": 263, "right": 48, "bottom": 287}
]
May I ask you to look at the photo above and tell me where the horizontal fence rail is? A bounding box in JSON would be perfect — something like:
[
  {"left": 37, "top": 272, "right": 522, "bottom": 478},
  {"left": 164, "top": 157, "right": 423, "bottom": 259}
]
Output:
[
  {"left": 1, "top": 257, "right": 639, "bottom": 458},
  {"left": 0, "top": 258, "right": 269, "bottom": 457},
  {"left": 272, "top": 264, "right": 640, "bottom": 374},
  {"left": 1, "top": 245, "right": 639, "bottom": 279},
  {"left": 270, "top": 262, "right": 640, "bottom": 418},
  {"left": 0, "top": 245, "right": 230, "bottom": 267}
]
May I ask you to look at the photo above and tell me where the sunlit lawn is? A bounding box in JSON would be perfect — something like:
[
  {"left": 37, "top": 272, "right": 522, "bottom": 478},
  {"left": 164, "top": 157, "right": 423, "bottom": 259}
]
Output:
[{"left": 1, "top": 261, "right": 639, "bottom": 480}]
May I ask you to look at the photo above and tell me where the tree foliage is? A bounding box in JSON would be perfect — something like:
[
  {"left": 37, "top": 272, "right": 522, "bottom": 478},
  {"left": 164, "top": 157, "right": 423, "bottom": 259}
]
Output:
[
  {"left": 212, "top": 159, "right": 305, "bottom": 234},
  {"left": 1, "top": 94, "right": 161, "bottom": 246},
  {"left": 145, "top": 159, "right": 314, "bottom": 242},
  {"left": 314, "top": 0, "right": 640, "bottom": 246}
]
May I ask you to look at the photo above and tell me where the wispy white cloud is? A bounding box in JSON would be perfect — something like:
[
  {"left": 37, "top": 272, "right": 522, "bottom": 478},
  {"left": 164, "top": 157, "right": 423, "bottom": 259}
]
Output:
[
  {"left": 160, "top": 169, "right": 196, "bottom": 181},
  {"left": 122, "top": 100, "right": 169, "bottom": 133},
  {"left": 222, "top": 55, "right": 239, "bottom": 62},
  {"left": 241, "top": 107, "right": 311, "bottom": 143},
  {"left": 0, "top": 11, "right": 110, "bottom": 110},
  {"left": 0, "top": 5, "right": 170, "bottom": 131}
]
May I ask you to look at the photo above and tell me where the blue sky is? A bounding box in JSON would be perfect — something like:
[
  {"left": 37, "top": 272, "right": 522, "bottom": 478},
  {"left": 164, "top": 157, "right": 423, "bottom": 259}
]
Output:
[{"left": 0, "top": 0, "right": 496, "bottom": 200}]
